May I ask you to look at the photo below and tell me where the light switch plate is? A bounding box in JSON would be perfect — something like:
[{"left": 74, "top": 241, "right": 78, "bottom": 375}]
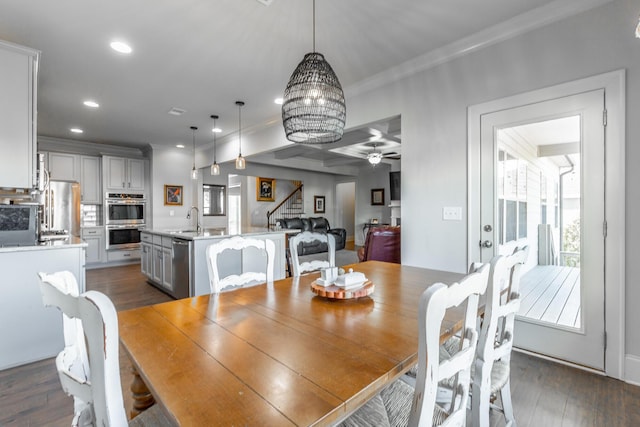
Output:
[{"left": 443, "top": 207, "right": 462, "bottom": 221}]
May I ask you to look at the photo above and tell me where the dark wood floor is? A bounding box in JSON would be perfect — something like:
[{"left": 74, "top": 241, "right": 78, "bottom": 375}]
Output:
[{"left": 1, "top": 264, "right": 639, "bottom": 426}]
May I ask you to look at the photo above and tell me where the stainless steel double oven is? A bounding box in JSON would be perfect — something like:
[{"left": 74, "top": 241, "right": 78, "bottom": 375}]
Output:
[{"left": 105, "top": 193, "right": 146, "bottom": 250}]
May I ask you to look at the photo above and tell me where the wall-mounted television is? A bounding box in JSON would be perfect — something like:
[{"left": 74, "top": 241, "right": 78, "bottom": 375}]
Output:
[{"left": 389, "top": 171, "right": 401, "bottom": 201}]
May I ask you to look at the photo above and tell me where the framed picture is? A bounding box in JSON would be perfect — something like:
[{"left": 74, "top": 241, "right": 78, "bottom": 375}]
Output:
[
  {"left": 256, "top": 177, "right": 276, "bottom": 202},
  {"left": 164, "top": 185, "right": 183, "bottom": 206},
  {"left": 371, "top": 188, "right": 385, "bottom": 206},
  {"left": 314, "top": 195, "right": 325, "bottom": 213}
]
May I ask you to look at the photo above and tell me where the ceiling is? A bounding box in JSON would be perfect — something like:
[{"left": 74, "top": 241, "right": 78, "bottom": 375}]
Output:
[{"left": 0, "top": 0, "right": 593, "bottom": 167}]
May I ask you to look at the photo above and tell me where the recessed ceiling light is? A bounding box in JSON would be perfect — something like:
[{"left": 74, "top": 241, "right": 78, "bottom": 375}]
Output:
[
  {"left": 83, "top": 100, "right": 99, "bottom": 108},
  {"left": 168, "top": 107, "right": 187, "bottom": 116},
  {"left": 212, "top": 127, "right": 222, "bottom": 133},
  {"left": 176, "top": 144, "right": 185, "bottom": 149},
  {"left": 70, "top": 128, "right": 83, "bottom": 134},
  {"left": 274, "top": 98, "right": 283, "bottom": 105},
  {"left": 110, "top": 41, "right": 132, "bottom": 54}
]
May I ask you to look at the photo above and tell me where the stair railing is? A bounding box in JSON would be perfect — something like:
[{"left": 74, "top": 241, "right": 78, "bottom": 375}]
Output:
[{"left": 267, "top": 183, "right": 304, "bottom": 230}]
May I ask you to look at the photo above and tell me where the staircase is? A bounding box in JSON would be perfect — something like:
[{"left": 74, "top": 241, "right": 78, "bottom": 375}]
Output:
[{"left": 267, "top": 181, "right": 304, "bottom": 230}]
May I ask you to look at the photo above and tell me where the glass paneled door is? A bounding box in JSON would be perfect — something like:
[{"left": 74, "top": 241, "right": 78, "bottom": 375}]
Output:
[{"left": 477, "top": 90, "right": 605, "bottom": 370}]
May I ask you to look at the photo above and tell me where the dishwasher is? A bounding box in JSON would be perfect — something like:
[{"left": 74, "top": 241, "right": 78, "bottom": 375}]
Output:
[{"left": 172, "top": 238, "right": 191, "bottom": 299}]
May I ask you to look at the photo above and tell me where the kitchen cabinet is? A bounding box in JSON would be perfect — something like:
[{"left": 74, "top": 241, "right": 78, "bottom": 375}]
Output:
[
  {"left": 0, "top": 240, "right": 86, "bottom": 369},
  {"left": 141, "top": 233, "right": 153, "bottom": 278},
  {"left": 162, "top": 246, "right": 173, "bottom": 289},
  {"left": 48, "top": 152, "right": 79, "bottom": 181},
  {"left": 104, "top": 156, "right": 145, "bottom": 192},
  {"left": 80, "top": 155, "right": 102, "bottom": 204},
  {"left": 82, "top": 227, "right": 104, "bottom": 265},
  {"left": 141, "top": 231, "right": 179, "bottom": 297},
  {"left": 0, "top": 40, "right": 39, "bottom": 189},
  {"left": 42, "top": 152, "right": 102, "bottom": 204},
  {"left": 106, "top": 248, "right": 140, "bottom": 263}
]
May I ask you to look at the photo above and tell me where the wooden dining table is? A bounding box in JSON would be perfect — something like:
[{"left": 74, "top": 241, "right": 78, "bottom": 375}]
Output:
[{"left": 118, "top": 260, "right": 465, "bottom": 426}]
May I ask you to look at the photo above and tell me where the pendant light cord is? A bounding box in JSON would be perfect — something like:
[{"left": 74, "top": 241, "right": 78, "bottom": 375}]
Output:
[
  {"left": 191, "top": 126, "right": 197, "bottom": 167},
  {"left": 312, "top": 0, "right": 316, "bottom": 53},
  {"left": 211, "top": 115, "right": 218, "bottom": 163}
]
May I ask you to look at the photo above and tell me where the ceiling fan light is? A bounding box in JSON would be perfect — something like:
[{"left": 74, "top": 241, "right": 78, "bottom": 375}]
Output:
[{"left": 368, "top": 152, "right": 383, "bottom": 165}]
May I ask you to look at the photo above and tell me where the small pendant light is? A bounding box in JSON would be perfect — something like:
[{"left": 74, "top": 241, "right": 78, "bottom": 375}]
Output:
[
  {"left": 190, "top": 126, "right": 198, "bottom": 180},
  {"left": 235, "top": 101, "right": 246, "bottom": 170},
  {"left": 210, "top": 114, "right": 220, "bottom": 176}
]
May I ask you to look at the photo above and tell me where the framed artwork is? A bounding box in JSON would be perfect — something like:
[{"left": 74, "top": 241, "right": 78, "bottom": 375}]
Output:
[
  {"left": 164, "top": 185, "right": 183, "bottom": 206},
  {"left": 371, "top": 188, "right": 385, "bottom": 206},
  {"left": 314, "top": 195, "right": 325, "bottom": 213},
  {"left": 256, "top": 177, "right": 276, "bottom": 202}
]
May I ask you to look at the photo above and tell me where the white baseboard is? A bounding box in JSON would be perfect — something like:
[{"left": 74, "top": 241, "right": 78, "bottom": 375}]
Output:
[{"left": 625, "top": 354, "right": 640, "bottom": 386}]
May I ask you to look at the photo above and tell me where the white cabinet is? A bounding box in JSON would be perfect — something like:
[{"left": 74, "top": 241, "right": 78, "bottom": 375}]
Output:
[
  {"left": 162, "top": 247, "right": 173, "bottom": 289},
  {"left": 48, "top": 152, "right": 79, "bottom": 181},
  {"left": 80, "top": 156, "right": 102, "bottom": 204},
  {"left": 44, "top": 152, "right": 102, "bottom": 204},
  {"left": 0, "top": 40, "right": 38, "bottom": 189},
  {"left": 142, "top": 232, "right": 176, "bottom": 294},
  {"left": 106, "top": 248, "right": 140, "bottom": 262},
  {"left": 152, "top": 245, "right": 163, "bottom": 284},
  {"left": 82, "top": 227, "right": 104, "bottom": 265},
  {"left": 104, "top": 156, "right": 145, "bottom": 192},
  {"left": 141, "top": 233, "right": 153, "bottom": 278}
]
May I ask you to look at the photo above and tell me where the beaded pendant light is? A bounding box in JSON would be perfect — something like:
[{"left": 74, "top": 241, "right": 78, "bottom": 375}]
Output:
[
  {"left": 210, "top": 115, "right": 220, "bottom": 176},
  {"left": 281, "top": 0, "right": 345, "bottom": 144}
]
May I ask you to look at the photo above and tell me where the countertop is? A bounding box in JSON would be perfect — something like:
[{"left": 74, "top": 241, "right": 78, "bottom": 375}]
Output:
[
  {"left": 142, "top": 227, "right": 296, "bottom": 241},
  {"left": 0, "top": 236, "right": 87, "bottom": 253}
]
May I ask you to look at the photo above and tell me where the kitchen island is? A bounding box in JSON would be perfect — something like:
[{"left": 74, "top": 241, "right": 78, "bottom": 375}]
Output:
[
  {"left": 140, "top": 228, "right": 292, "bottom": 298},
  {"left": 0, "top": 237, "right": 87, "bottom": 370}
]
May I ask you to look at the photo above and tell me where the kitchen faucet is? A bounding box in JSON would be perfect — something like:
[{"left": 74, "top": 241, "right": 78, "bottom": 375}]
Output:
[{"left": 186, "top": 206, "right": 201, "bottom": 233}]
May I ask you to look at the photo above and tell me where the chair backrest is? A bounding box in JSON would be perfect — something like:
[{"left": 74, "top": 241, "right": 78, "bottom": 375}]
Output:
[
  {"left": 206, "top": 236, "right": 275, "bottom": 293},
  {"left": 409, "top": 264, "right": 490, "bottom": 427},
  {"left": 38, "top": 271, "right": 127, "bottom": 426},
  {"left": 475, "top": 246, "right": 529, "bottom": 379},
  {"left": 289, "top": 231, "right": 336, "bottom": 276},
  {"left": 360, "top": 226, "right": 400, "bottom": 263}
]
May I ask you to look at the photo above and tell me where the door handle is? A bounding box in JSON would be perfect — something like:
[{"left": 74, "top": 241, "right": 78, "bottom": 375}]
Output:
[{"left": 481, "top": 240, "right": 493, "bottom": 248}]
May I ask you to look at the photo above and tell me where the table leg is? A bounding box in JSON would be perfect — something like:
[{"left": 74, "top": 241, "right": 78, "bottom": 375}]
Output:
[{"left": 129, "top": 365, "right": 155, "bottom": 419}]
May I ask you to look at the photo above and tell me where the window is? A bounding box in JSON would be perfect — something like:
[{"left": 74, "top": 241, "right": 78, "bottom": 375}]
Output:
[{"left": 498, "top": 149, "right": 528, "bottom": 244}]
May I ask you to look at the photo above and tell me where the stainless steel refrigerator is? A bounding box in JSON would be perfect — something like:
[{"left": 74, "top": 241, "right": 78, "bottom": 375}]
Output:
[{"left": 42, "top": 180, "right": 81, "bottom": 236}]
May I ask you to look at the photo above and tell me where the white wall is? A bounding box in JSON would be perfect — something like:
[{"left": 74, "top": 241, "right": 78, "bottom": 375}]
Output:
[
  {"left": 150, "top": 146, "right": 198, "bottom": 230},
  {"left": 335, "top": 182, "right": 356, "bottom": 241},
  {"left": 341, "top": 0, "right": 640, "bottom": 365}
]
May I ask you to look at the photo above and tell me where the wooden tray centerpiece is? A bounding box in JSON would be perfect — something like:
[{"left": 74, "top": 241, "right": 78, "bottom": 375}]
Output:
[{"left": 310, "top": 280, "right": 374, "bottom": 300}]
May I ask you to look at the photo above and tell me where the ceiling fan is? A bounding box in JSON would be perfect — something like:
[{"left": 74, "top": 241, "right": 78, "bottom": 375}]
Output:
[{"left": 365, "top": 143, "right": 400, "bottom": 166}]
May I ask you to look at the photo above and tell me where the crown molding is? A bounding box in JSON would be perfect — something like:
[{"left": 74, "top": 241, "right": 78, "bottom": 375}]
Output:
[{"left": 346, "top": 0, "right": 614, "bottom": 97}]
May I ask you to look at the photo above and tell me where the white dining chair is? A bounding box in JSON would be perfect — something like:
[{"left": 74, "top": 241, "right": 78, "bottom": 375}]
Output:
[
  {"left": 340, "top": 263, "right": 490, "bottom": 427},
  {"left": 205, "top": 236, "right": 275, "bottom": 293},
  {"left": 471, "top": 246, "right": 529, "bottom": 427},
  {"left": 38, "top": 270, "right": 170, "bottom": 427},
  {"left": 289, "top": 231, "right": 336, "bottom": 276}
]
